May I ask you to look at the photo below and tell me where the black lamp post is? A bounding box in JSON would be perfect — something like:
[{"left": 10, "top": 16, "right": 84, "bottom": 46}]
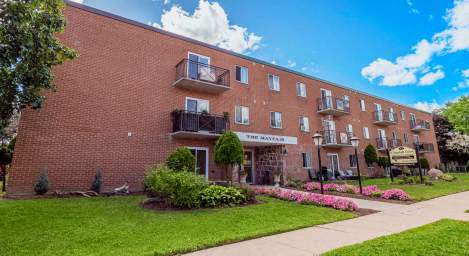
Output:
[
  {"left": 312, "top": 132, "right": 324, "bottom": 194},
  {"left": 350, "top": 136, "right": 363, "bottom": 194}
]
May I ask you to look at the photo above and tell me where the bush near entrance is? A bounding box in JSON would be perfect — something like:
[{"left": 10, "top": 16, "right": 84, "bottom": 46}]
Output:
[
  {"left": 166, "top": 147, "right": 196, "bottom": 172},
  {"left": 364, "top": 144, "right": 378, "bottom": 166},
  {"left": 214, "top": 131, "right": 244, "bottom": 180}
]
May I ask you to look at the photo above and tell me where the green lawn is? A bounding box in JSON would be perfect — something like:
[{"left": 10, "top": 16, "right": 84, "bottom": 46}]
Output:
[
  {"left": 345, "top": 173, "right": 469, "bottom": 201},
  {"left": 324, "top": 219, "right": 469, "bottom": 256},
  {"left": 0, "top": 195, "right": 355, "bottom": 256}
]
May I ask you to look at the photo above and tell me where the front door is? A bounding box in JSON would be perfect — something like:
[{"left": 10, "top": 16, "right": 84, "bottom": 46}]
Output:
[
  {"left": 188, "top": 147, "right": 208, "bottom": 179},
  {"left": 244, "top": 150, "right": 255, "bottom": 184},
  {"left": 327, "top": 153, "right": 340, "bottom": 179}
]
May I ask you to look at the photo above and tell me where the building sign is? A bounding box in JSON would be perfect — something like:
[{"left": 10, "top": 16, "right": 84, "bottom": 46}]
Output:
[
  {"left": 389, "top": 146, "right": 417, "bottom": 165},
  {"left": 234, "top": 132, "right": 298, "bottom": 145}
]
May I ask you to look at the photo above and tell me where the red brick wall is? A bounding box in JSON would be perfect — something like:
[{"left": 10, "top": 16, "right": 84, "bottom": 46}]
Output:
[{"left": 7, "top": 5, "right": 440, "bottom": 196}]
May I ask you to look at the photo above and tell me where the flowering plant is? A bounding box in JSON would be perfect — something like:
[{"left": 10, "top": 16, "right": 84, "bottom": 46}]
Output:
[
  {"left": 302, "top": 182, "right": 410, "bottom": 201},
  {"left": 255, "top": 187, "right": 358, "bottom": 211}
]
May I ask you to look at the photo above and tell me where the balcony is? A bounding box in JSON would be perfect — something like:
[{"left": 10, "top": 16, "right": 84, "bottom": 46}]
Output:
[
  {"left": 170, "top": 110, "right": 229, "bottom": 139},
  {"left": 410, "top": 119, "right": 430, "bottom": 132},
  {"left": 415, "top": 142, "right": 435, "bottom": 153},
  {"left": 376, "top": 138, "right": 402, "bottom": 151},
  {"left": 317, "top": 96, "right": 351, "bottom": 116},
  {"left": 173, "top": 59, "right": 230, "bottom": 94},
  {"left": 373, "top": 111, "right": 398, "bottom": 126},
  {"left": 320, "top": 130, "right": 352, "bottom": 148}
]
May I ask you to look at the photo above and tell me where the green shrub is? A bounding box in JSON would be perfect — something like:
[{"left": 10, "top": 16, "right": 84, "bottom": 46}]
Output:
[
  {"left": 440, "top": 174, "right": 456, "bottom": 182},
  {"left": 419, "top": 158, "right": 430, "bottom": 169},
  {"left": 364, "top": 144, "right": 378, "bottom": 166},
  {"left": 371, "top": 191, "right": 383, "bottom": 198},
  {"left": 425, "top": 181, "right": 434, "bottom": 186},
  {"left": 236, "top": 186, "right": 256, "bottom": 202},
  {"left": 200, "top": 185, "right": 247, "bottom": 207},
  {"left": 90, "top": 168, "right": 103, "bottom": 193},
  {"left": 285, "top": 177, "right": 304, "bottom": 189},
  {"left": 214, "top": 131, "right": 244, "bottom": 171},
  {"left": 34, "top": 169, "right": 49, "bottom": 195},
  {"left": 144, "top": 165, "right": 207, "bottom": 208},
  {"left": 166, "top": 147, "right": 195, "bottom": 172}
]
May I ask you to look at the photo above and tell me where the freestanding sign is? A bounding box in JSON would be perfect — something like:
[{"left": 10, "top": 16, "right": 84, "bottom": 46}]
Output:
[{"left": 389, "top": 146, "right": 417, "bottom": 165}]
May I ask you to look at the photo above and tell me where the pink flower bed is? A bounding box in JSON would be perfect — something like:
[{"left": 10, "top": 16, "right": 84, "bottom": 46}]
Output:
[
  {"left": 303, "top": 182, "right": 410, "bottom": 201},
  {"left": 254, "top": 187, "right": 358, "bottom": 211}
]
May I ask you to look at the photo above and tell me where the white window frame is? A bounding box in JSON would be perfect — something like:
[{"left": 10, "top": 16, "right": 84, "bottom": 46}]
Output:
[
  {"left": 188, "top": 52, "right": 210, "bottom": 64},
  {"left": 296, "top": 82, "right": 307, "bottom": 97},
  {"left": 359, "top": 99, "right": 366, "bottom": 111},
  {"left": 299, "top": 116, "right": 310, "bottom": 132},
  {"left": 363, "top": 127, "right": 370, "bottom": 139},
  {"left": 185, "top": 97, "right": 209, "bottom": 113},
  {"left": 270, "top": 111, "right": 282, "bottom": 129},
  {"left": 346, "top": 124, "right": 353, "bottom": 135},
  {"left": 401, "top": 110, "right": 405, "bottom": 120},
  {"left": 235, "top": 105, "right": 249, "bottom": 125},
  {"left": 235, "top": 65, "right": 249, "bottom": 84},
  {"left": 302, "top": 152, "right": 312, "bottom": 169},
  {"left": 268, "top": 74, "right": 280, "bottom": 91},
  {"left": 187, "top": 146, "right": 209, "bottom": 180}
]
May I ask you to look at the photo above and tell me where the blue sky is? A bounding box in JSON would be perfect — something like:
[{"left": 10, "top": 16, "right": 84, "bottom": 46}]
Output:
[{"left": 74, "top": 0, "right": 469, "bottom": 111}]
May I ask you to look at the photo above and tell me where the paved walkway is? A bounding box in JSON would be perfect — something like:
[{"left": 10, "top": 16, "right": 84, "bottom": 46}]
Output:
[{"left": 186, "top": 190, "right": 469, "bottom": 256}]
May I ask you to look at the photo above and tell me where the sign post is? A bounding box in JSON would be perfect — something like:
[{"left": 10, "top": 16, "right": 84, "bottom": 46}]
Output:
[
  {"left": 386, "top": 148, "right": 394, "bottom": 182},
  {"left": 415, "top": 143, "right": 424, "bottom": 184}
]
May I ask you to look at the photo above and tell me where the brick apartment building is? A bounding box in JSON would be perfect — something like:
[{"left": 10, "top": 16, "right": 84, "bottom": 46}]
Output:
[{"left": 7, "top": 2, "right": 440, "bottom": 196}]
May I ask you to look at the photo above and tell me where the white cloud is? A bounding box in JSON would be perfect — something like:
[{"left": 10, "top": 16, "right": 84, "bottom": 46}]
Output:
[
  {"left": 419, "top": 69, "right": 445, "bottom": 85},
  {"left": 151, "top": 0, "right": 261, "bottom": 53},
  {"left": 452, "top": 68, "right": 469, "bottom": 91},
  {"left": 362, "top": 0, "right": 469, "bottom": 86},
  {"left": 287, "top": 60, "right": 297, "bottom": 68},
  {"left": 406, "top": 0, "right": 420, "bottom": 14},
  {"left": 413, "top": 100, "right": 442, "bottom": 112}
]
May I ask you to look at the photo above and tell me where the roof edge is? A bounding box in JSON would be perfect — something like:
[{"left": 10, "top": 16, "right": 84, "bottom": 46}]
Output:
[{"left": 64, "top": 0, "right": 432, "bottom": 115}]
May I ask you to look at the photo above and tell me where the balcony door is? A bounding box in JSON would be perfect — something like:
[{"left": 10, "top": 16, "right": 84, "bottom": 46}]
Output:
[
  {"left": 320, "top": 89, "right": 332, "bottom": 109},
  {"left": 323, "top": 120, "right": 336, "bottom": 144},
  {"left": 375, "top": 103, "right": 383, "bottom": 120},
  {"left": 389, "top": 107, "right": 395, "bottom": 122},
  {"left": 188, "top": 52, "right": 210, "bottom": 80},
  {"left": 378, "top": 129, "right": 387, "bottom": 148},
  {"left": 185, "top": 97, "right": 209, "bottom": 113},
  {"left": 188, "top": 147, "right": 208, "bottom": 179}
]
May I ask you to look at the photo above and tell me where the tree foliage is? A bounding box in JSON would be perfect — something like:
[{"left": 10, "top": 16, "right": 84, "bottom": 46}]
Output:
[
  {"left": 364, "top": 144, "right": 378, "bottom": 166},
  {"left": 214, "top": 131, "right": 244, "bottom": 167},
  {"left": 442, "top": 96, "right": 469, "bottom": 135},
  {"left": 433, "top": 113, "right": 469, "bottom": 164},
  {"left": 166, "top": 147, "right": 196, "bottom": 172},
  {"left": 419, "top": 157, "right": 429, "bottom": 170},
  {"left": 0, "top": 0, "right": 78, "bottom": 131}
]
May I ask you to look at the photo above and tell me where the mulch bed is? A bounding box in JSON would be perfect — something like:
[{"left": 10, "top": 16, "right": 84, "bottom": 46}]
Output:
[{"left": 141, "top": 197, "right": 262, "bottom": 212}]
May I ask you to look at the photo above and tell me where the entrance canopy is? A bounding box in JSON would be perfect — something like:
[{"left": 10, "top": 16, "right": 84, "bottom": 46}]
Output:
[{"left": 234, "top": 131, "right": 298, "bottom": 146}]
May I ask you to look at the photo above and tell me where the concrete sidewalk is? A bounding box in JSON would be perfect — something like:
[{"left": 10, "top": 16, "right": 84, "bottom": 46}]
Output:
[{"left": 186, "top": 190, "right": 469, "bottom": 256}]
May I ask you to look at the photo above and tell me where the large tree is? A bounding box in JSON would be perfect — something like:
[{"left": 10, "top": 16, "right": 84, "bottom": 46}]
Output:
[
  {"left": 0, "top": 0, "right": 77, "bottom": 132},
  {"left": 433, "top": 112, "right": 469, "bottom": 164},
  {"left": 442, "top": 96, "right": 469, "bottom": 134}
]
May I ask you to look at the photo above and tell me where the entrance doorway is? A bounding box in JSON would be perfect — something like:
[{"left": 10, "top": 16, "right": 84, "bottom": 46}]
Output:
[
  {"left": 327, "top": 153, "right": 340, "bottom": 179},
  {"left": 244, "top": 150, "right": 255, "bottom": 184},
  {"left": 188, "top": 147, "right": 208, "bottom": 179}
]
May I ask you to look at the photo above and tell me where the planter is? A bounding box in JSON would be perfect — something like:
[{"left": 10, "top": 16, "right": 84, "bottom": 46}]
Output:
[{"left": 273, "top": 174, "right": 281, "bottom": 187}]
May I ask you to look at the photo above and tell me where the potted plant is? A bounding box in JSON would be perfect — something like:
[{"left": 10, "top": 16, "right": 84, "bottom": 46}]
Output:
[{"left": 273, "top": 169, "right": 282, "bottom": 187}]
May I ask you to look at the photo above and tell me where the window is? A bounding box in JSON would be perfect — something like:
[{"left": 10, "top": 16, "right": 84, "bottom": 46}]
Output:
[
  {"left": 299, "top": 116, "right": 310, "bottom": 132},
  {"left": 359, "top": 99, "right": 366, "bottom": 111},
  {"left": 343, "top": 95, "right": 350, "bottom": 109},
  {"left": 268, "top": 74, "right": 280, "bottom": 91},
  {"left": 349, "top": 154, "right": 357, "bottom": 167},
  {"left": 404, "top": 133, "right": 409, "bottom": 144},
  {"left": 270, "top": 111, "right": 282, "bottom": 128},
  {"left": 363, "top": 127, "right": 370, "bottom": 139},
  {"left": 296, "top": 82, "right": 307, "bottom": 97},
  {"left": 235, "top": 66, "right": 248, "bottom": 84},
  {"left": 413, "top": 134, "right": 420, "bottom": 144},
  {"left": 346, "top": 124, "right": 353, "bottom": 135},
  {"left": 401, "top": 110, "right": 405, "bottom": 120},
  {"left": 235, "top": 106, "right": 249, "bottom": 125},
  {"left": 185, "top": 97, "right": 209, "bottom": 113},
  {"left": 302, "top": 152, "right": 312, "bottom": 169}
]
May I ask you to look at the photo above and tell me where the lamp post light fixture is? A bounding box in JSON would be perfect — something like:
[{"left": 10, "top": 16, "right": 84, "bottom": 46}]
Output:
[
  {"left": 350, "top": 136, "right": 363, "bottom": 194},
  {"left": 312, "top": 132, "right": 324, "bottom": 194}
]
